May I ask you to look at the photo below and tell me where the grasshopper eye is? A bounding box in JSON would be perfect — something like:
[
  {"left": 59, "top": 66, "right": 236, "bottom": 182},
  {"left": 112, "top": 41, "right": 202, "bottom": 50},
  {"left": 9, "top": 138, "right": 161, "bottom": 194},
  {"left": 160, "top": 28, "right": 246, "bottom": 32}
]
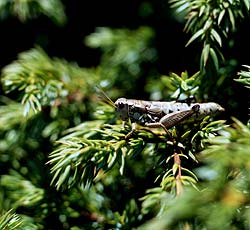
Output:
[{"left": 117, "top": 102, "right": 125, "bottom": 109}]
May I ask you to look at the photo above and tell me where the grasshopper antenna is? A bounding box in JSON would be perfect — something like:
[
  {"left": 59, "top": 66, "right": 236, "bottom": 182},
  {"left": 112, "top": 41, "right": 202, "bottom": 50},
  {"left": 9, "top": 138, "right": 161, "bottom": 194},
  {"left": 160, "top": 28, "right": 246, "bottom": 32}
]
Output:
[{"left": 95, "top": 86, "right": 116, "bottom": 108}]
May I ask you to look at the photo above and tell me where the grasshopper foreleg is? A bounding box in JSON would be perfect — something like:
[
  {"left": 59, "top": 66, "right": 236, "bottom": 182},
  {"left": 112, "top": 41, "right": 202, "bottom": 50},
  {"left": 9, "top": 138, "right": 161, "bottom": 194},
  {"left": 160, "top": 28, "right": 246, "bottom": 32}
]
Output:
[
  {"left": 145, "top": 104, "right": 200, "bottom": 134},
  {"left": 125, "top": 122, "right": 137, "bottom": 140}
]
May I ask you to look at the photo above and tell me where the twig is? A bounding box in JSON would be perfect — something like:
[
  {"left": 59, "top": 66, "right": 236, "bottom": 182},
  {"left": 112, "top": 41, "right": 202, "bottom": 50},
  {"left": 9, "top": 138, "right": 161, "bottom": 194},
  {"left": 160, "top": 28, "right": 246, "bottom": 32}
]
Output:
[{"left": 174, "top": 152, "right": 183, "bottom": 196}]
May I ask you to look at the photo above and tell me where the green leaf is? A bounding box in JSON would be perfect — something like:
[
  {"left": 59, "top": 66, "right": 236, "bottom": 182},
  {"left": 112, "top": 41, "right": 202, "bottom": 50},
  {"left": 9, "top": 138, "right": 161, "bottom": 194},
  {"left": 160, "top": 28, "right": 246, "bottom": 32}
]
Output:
[
  {"left": 169, "top": 0, "right": 189, "bottom": 10},
  {"left": 181, "top": 175, "right": 198, "bottom": 184},
  {"left": 0, "top": 0, "right": 67, "bottom": 25},
  {"left": 119, "top": 153, "right": 125, "bottom": 175},
  {"left": 199, "top": 5, "right": 206, "bottom": 17},
  {"left": 182, "top": 168, "right": 198, "bottom": 181},
  {"left": 188, "top": 151, "right": 198, "bottom": 162},
  {"left": 172, "top": 163, "right": 179, "bottom": 175},
  {"left": 203, "top": 19, "right": 213, "bottom": 31},
  {"left": 185, "top": 29, "right": 204, "bottom": 47},
  {"left": 56, "top": 165, "right": 71, "bottom": 189},
  {"left": 243, "top": 0, "right": 250, "bottom": 10},
  {"left": 107, "top": 151, "right": 117, "bottom": 169},
  {"left": 210, "top": 29, "right": 222, "bottom": 47},
  {"left": 161, "top": 176, "right": 175, "bottom": 188},
  {"left": 218, "top": 9, "right": 226, "bottom": 25},
  {"left": 209, "top": 47, "right": 219, "bottom": 71},
  {"left": 201, "top": 43, "right": 210, "bottom": 67},
  {"left": 184, "top": 14, "right": 198, "bottom": 32},
  {"left": 0, "top": 210, "right": 23, "bottom": 229},
  {"left": 227, "top": 8, "right": 235, "bottom": 30},
  {"left": 181, "top": 81, "right": 188, "bottom": 91}
]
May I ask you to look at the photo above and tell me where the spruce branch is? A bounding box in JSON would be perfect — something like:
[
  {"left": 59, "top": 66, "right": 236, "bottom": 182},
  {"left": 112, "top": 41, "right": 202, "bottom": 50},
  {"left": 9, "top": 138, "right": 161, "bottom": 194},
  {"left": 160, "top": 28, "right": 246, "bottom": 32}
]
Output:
[
  {"left": 173, "top": 152, "right": 184, "bottom": 196},
  {"left": 236, "top": 65, "right": 250, "bottom": 126},
  {"left": 0, "top": 210, "right": 23, "bottom": 230},
  {"left": 85, "top": 26, "right": 157, "bottom": 92},
  {"left": 236, "top": 65, "right": 250, "bottom": 88},
  {"left": 0, "top": 0, "right": 66, "bottom": 25},
  {"left": 170, "top": 0, "right": 250, "bottom": 71},
  {"left": 1, "top": 47, "right": 98, "bottom": 116},
  {"left": 0, "top": 98, "right": 33, "bottom": 131},
  {"left": 0, "top": 173, "right": 44, "bottom": 209},
  {"left": 139, "top": 118, "right": 250, "bottom": 230}
]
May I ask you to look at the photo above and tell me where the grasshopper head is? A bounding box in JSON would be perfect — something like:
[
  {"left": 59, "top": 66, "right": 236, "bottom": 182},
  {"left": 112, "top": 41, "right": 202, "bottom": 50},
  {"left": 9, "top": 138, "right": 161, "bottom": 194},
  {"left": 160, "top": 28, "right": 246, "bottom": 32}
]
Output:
[{"left": 115, "top": 98, "right": 129, "bottom": 121}]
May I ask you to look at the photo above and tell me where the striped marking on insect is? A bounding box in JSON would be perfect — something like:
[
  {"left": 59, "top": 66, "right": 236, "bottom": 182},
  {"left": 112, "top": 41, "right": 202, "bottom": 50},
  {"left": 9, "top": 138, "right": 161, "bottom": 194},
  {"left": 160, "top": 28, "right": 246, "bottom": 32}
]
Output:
[
  {"left": 97, "top": 89, "right": 224, "bottom": 138},
  {"left": 114, "top": 98, "right": 224, "bottom": 138}
]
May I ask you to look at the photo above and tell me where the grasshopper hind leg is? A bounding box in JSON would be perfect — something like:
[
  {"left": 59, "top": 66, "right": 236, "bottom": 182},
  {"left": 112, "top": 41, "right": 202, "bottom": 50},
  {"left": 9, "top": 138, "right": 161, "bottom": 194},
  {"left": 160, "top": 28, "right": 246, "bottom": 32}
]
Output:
[{"left": 144, "top": 104, "right": 200, "bottom": 135}]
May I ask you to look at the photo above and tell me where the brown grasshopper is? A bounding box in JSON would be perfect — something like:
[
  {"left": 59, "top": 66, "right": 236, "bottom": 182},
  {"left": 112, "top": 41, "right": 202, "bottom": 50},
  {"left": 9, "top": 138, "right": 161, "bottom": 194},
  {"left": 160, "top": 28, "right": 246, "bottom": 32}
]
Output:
[
  {"left": 98, "top": 89, "right": 224, "bottom": 138},
  {"left": 114, "top": 98, "right": 224, "bottom": 138}
]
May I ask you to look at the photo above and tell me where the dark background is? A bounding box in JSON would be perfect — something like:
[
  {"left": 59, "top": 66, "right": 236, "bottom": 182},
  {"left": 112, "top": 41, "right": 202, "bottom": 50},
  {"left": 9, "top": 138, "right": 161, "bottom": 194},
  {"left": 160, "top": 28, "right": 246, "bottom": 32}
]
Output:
[{"left": 0, "top": 1, "right": 199, "bottom": 72}]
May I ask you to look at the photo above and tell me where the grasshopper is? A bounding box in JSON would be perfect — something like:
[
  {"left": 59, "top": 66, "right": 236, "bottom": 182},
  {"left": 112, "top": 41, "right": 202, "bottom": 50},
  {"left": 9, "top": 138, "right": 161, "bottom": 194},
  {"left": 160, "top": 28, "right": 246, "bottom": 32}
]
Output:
[{"left": 98, "top": 89, "right": 224, "bottom": 138}]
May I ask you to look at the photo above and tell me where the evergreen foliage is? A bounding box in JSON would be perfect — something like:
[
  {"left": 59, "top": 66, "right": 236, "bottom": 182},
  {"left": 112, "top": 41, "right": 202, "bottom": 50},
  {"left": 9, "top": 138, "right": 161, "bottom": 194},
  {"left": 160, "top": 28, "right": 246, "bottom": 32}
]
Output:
[
  {"left": 85, "top": 26, "right": 157, "bottom": 97},
  {"left": 0, "top": 0, "right": 66, "bottom": 25},
  {"left": 170, "top": 0, "right": 250, "bottom": 71},
  {"left": 237, "top": 64, "right": 250, "bottom": 88},
  {"left": 0, "top": 0, "right": 250, "bottom": 229},
  {"left": 0, "top": 209, "right": 23, "bottom": 230}
]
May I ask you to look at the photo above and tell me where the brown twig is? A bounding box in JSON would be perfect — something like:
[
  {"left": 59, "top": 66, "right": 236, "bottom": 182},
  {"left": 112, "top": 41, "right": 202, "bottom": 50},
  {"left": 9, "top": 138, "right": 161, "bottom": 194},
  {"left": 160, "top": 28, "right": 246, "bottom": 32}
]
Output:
[{"left": 174, "top": 152, "right": 183, "bottom": 196}]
